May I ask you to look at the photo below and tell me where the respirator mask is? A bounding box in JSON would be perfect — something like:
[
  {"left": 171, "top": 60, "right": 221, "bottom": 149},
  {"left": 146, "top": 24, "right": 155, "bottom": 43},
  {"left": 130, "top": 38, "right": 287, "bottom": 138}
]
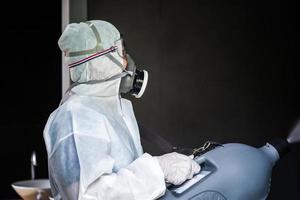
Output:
[{"left": 120, "top": 54, "right": 148, "bottom": 98}]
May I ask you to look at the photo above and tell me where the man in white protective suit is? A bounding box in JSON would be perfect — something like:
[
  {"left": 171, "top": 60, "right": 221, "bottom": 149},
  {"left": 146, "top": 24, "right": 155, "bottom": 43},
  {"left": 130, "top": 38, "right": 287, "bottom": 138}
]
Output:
[{"left": 43, "top": 20, "right": 200, "bottom": 200}]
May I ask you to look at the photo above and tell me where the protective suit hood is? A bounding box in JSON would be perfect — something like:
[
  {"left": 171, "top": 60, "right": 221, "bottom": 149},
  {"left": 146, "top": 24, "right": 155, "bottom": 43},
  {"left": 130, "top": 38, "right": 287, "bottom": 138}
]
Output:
[{"left": 58, "top": 20, "right": 125, "bottom": 83}]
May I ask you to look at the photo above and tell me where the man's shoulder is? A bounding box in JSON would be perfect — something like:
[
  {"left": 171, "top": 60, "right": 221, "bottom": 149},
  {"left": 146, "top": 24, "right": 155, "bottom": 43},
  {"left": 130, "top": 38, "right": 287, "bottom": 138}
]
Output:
[
  {"left": 44, "top": 96, "right": 110, "bottom": 137},
  {"left": 48, "top": 96, "right": 106, "bottom": 124},
  {"left": 59, "top": 95, "right": 98, "bottom": 113}
]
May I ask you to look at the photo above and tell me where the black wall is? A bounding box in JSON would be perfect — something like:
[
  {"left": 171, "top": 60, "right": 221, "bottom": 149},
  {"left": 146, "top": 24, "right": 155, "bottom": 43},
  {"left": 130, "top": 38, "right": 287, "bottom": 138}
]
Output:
[
  {"left": 0, "top": 1, "right": 61, "bottom": 198},
  {"left": 88, "top": 0, "right": 300, "bottom": 199}
]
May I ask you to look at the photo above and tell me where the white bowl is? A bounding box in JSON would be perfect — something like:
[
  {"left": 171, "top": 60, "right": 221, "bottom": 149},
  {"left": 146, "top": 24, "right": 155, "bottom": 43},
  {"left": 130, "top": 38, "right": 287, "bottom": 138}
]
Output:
[{"left": 11, "top": 179, "right": 51, "bottom": 200}]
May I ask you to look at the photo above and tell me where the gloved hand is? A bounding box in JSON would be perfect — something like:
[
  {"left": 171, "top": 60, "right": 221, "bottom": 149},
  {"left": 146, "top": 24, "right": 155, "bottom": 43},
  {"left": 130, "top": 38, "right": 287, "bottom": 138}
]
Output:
[{"left": 156, "top": 152, "right": 201, "bottom": 185}]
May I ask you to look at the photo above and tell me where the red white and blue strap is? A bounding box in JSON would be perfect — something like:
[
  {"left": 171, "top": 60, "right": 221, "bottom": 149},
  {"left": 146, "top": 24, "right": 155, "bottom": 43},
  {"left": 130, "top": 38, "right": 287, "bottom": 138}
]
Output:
[{"left": 68, "top": 46, "right": 117, "bottom": 68}]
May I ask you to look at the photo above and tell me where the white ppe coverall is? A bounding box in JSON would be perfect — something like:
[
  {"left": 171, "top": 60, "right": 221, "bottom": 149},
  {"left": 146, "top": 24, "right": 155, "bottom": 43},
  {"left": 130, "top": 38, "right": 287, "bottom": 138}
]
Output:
[
  {"left": 43, "top": 79, "right": 166, "bottom": 200},
  {"left": 43, "top": 20, "right": 165, "bottom": 200},
  {"left": 44, "top": 20, "right": 199, "bottom": 200}
]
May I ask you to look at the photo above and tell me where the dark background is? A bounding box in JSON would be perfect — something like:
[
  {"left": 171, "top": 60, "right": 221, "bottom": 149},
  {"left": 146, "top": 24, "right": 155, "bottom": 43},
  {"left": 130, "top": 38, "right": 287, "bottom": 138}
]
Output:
[
  {"left": 0, "top": 0, "right": 62, "bottom": 198},
  {"left": 1, "top": 0, "right": 299, "bottom": 199}
]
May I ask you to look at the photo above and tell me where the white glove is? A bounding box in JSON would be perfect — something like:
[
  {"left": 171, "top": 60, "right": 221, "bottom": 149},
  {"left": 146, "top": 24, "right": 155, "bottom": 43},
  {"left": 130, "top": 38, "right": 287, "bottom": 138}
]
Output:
[{"left": 156, "top": 152, "right": 201, "bottom": 185}]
